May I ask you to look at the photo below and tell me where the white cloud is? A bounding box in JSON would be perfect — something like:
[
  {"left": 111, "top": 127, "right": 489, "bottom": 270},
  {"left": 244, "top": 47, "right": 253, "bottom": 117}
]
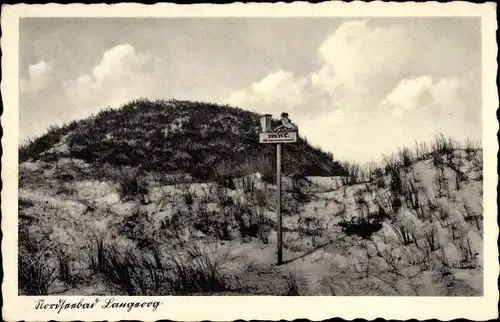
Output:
[
  {"left": 250, "top": 70, "right": 307, "bottom": 105},
  {"left": 226, "top": 70, "right": 312, "bottom": 120},
  {"left": 19, "top": 45, "right": 167, "bottom": 141},
  {"left": 318, "top": 20, "right": 410, "bottom": 85},
  {"left": 75, "top": 43, "right": 154, "bottom": 92},
  {"left": 29, "top": 60, "right": 51, "bottom": 78},
  {"left": 19, "top": 60, "right": 59, "bottom": 141},
  {"left": 302, "top": 75, "right": 480, "bottom": 163},
  {"left": 383, "top": 76, "right": 468, "bottom": 115},
  {"left": 226, "top": 20, "right": 481, "bottom": 162},
  {"left": 20, "top": 60, "right": 54, "bottom": 94},
  {"left": 93, "top": 44, "right": 136, "bottom": 81},
  {"left": 313, "top": 20, "right": 412, "bottom": 109},
  {"left": 227, "top": 20, "right": 414, "bottom": 119},
  {"left": 385, "top": 76, "right": 480, "bottom": 141},
  {"left": 76, "top": 74, "right": 91, "bottom": 84},
  {"left": 66, "top": 44, "right": 165, "bottom": 120},
  {"left": 430, "top": 77, "right": 465, "bottom": 109},
  {"left": 226, "top": 90, "right": 251, "bottom": 107},
  {"left": 382, "top": 76, "right": 434, "bottom": 113}
]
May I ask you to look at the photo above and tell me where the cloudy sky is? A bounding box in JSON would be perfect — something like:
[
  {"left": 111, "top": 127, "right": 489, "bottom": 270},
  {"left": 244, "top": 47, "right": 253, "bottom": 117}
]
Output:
[{"left": 19, "top": 17, "right": 481, "bottom": 162}]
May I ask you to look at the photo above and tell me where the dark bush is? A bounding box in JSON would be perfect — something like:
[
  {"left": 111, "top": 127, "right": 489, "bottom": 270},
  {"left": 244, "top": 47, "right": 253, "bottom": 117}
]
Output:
[{"left": 339, "top": 209, "right": 386, "bottom": 239}]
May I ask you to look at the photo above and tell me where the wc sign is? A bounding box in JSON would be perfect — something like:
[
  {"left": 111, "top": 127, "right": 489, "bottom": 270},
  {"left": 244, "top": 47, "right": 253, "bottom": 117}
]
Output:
[
  {"left": 259, "top": 131, "right": 298, "bottom": 143},
  {"left": 259, "top": 113, "right": 298, "bottom": 143},
  {"left": 258, "top": 113, "right": 298, "bottom": 265}
]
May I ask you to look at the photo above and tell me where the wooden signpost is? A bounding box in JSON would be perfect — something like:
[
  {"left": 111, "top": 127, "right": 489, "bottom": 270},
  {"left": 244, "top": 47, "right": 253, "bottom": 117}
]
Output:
[{"left": 259, "top": 113, "right": 298, "bottom": 265}]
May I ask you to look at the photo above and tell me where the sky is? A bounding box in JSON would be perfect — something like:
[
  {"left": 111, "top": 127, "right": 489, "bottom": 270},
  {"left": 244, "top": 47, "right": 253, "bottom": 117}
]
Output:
[{"left": 19, "top": 17, "right": 482, "bottom": 162}]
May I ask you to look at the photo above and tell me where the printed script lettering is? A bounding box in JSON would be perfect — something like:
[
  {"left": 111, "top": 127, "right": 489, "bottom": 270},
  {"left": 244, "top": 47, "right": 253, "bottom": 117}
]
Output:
[{"left": 34, "top": 298, "right": 162, "bottom": 313}]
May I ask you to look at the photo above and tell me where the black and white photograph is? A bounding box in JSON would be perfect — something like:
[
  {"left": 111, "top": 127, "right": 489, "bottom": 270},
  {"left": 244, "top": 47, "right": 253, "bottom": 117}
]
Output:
[{"left": 1, "top": 2, "right": 498, "bottom": 321}]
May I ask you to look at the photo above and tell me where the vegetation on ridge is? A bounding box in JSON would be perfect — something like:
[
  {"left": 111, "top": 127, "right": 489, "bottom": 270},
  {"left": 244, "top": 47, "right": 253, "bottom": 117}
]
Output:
[{"left": 19, "top": 98, "right": 345, "bottom": 182}]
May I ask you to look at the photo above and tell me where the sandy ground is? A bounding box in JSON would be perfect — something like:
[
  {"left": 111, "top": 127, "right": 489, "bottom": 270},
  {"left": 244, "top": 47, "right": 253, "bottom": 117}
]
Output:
[{"left": 19, "top": 149, "right": 483, "bottom": 296}]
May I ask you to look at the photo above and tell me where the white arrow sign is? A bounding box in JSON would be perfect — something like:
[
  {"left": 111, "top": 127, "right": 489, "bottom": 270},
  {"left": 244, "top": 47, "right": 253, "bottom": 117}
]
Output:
[{"left": 259, "top": 131, "right": 298, "bottom": 144}]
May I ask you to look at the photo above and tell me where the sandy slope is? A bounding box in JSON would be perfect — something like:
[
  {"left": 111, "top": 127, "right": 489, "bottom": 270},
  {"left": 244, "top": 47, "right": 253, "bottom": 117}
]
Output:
[{"left": 18, "top": 149, "right": 483, "bottom": 296}]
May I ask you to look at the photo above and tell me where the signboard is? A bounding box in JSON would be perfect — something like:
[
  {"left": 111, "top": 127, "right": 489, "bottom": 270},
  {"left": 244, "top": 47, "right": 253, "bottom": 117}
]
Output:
[{"left": 259, "top": 131, "right": 298, "bottom": 144}]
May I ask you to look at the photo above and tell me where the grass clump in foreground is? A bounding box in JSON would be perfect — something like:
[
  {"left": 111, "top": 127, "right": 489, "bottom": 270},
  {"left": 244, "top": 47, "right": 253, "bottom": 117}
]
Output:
[
  {"left": 90, "top": 237, "right": 232, "bottom": 295},
  {"left": 18, "top": 250, "right": 58, "bottom": 295}
]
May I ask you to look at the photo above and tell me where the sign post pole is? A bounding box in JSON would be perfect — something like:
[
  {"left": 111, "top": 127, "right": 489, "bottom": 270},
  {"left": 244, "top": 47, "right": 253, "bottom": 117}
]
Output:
[
  {"left": 259, "top": 113, "right": 297, "bottom": 266},
  {"left": 276, "top": 143, "right": 283, "bottom": 265}
]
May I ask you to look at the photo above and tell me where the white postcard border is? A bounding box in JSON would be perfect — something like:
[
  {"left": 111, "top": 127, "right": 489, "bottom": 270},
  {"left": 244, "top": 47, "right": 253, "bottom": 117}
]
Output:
[{"left": 1, "top": 2, "right": 498, "bottom": 321}]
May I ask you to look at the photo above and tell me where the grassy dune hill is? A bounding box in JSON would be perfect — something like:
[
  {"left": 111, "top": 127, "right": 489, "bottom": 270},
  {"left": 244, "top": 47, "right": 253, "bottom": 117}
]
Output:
[
  {"left": 18, "top": 99, "right": 483, "bottom": 296},
  {"left": 20, "top": 99, "right": 344, "bottom": 182}
]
